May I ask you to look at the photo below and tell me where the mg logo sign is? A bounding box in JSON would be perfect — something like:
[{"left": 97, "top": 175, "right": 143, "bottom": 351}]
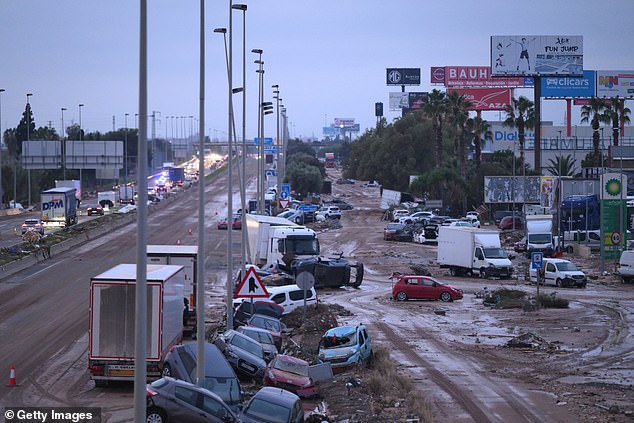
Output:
[{"left": 388, "top": 70, "right": 402, "bottom": 84}]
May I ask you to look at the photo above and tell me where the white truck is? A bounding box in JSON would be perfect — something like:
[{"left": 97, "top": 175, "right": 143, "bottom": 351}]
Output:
[
  {"left": 525, "top": 214, "right": 555, "bottom": 257},
  {"left": 41, "top": 187, "right": 78, "bottom": 227},
  {"left": 245, "top": 214, "right": 363, "bottom": 288},
  {"left": 147, "top": 245, "right": 198, "bottom": 336},
  {"left": 119, "top": 185, "right": 135, "bottom": 204},
  {"left": 97, "top": 190, "right": 120, "bottom": 210},
  {"left": 55, "top": 179, "right": 82, "bottom": 204},
  {"left": 88, "top": 264, "right": 184, "bottom": 386},
  {"left": 437, "top": 226, "right": 513, "bottom": 279}
]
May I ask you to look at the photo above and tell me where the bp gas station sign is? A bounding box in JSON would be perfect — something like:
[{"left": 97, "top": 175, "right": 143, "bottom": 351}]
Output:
[{"left": 600, "top": 173, "right": 627, "bottom": 260}]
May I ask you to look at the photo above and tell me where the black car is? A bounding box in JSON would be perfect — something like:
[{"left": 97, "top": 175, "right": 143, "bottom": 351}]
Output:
[
  {"left": 161, "top": 343, "right": 243, "bottom": 412},
  {"left": 146, "top": 377, "right": 239, "bottom": 423},
  {"left": 236, "top": 325, "right": 278, "bottom": 362},
  {"left": 233, "top": 300, "right": 284, "bottom": 328},
  {"left": 213, "top": 330, "right": 267, "bottom": 381},
  {"left": 240, "top": 386, "right": 304, "bottom": 423}
]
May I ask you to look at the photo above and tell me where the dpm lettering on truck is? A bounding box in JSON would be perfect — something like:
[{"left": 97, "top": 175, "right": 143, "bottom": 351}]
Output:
[{"left": 42, "top": 198, "right": 64, "bottom": 210}]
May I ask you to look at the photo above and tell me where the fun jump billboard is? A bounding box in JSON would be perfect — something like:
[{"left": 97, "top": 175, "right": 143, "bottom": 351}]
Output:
[{"left": 490, "top": 36, "right": 583, "bottom": 76}]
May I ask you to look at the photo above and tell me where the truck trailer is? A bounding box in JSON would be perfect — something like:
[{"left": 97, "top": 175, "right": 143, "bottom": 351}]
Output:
[
  {"left": 437, "top": 226, "right": 513, "bottom": 278},
  {"left": 41, "top": 187, "right": 78, "bottom": 227},
  {"left": 526, "top": 214, "right": 555, "bottom": 256},
  {"left": 88, "top": 264, "right": 184, "bottom": 385},
  {"left": 147, "top": 245, "right": 198, "bottom": 336}
]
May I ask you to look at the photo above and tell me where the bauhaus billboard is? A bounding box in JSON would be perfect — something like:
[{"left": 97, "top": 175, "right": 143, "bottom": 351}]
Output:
[
  {"left": 448, "top": 88, "right": 512, "bottom": 111},
  {"left": 491, "top": 35, "right": 583, "bottom": 77}
]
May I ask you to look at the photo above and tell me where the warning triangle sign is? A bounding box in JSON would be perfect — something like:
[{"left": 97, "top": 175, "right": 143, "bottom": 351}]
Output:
[
  {"left": 234, "top": 267, "right": 269, "bottom": 298},
  {"left": 279, "top": 199, "right": 290, "bottom": 209}
]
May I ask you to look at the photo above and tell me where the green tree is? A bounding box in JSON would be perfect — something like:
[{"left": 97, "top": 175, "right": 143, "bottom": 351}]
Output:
[
  {"left": 446, "top": 91, "right": 472, "bottom": 177},
  {"left": 285, "top": 152, "right": 323, "bottom": 195},
  {"left": 546, "top": 154, "right": 576, "bottom": 177},
  {"left": 423, "top": 89, "right": 447, "bottom": 168},
  {"left": 580, "top": 97, "right": 610, "bottom": 166},
  {"left": 604, "top": 96, "right": 631, "bottom": 147},
  {"left": 503, "top": 96, "right": 535, "bottom": 170},
  {"left": 465, "top": 116, "right": 492, "bottom": 173},
  {"left": 410, "top": 166, "right": 467, "bottom": 215}
]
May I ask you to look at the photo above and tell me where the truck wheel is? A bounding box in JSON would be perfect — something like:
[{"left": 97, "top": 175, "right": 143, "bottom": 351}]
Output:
[
  {"left": 440, "top": 291, "right": 452, "bottom": 302},
  {"left": 94, "top": 379, "right": 108, "bottom": 388},
  {"left": 146, "top": 408, "right": 167, "bottom": 423},
  {"left": 449, "top": 267, "right": 458, "bottom": 277},
  {"left": 396, "top": 291, "right": 408, "bottom": 301},
  {"left": 555, "top": 278, "right": 561, "bottom": 287},
  {"left": 566, "top": 246, "right": 573, "bottom": 253},
  {"left": 161, "top": 363, "right": 172, "bottom": 377},
  {"left": 480, "top": 268, "right": 488, "bottom": 279}
]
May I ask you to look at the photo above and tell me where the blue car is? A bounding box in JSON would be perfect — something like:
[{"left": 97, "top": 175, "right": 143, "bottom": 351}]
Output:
[{"left": 317, "top": 324, "right": 373, "bottom": 372}]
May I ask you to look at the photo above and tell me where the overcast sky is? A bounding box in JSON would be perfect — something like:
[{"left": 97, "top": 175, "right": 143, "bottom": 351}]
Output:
[{"left": 1, "top": 0, "right": 633, "bottom": 142}]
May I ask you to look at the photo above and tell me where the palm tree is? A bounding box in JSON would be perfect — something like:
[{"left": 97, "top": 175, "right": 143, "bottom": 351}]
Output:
[
  {"left": 604, "top": 96, "right": 631, "bottom": 147},
  {"left": 446, "top": 91, "right": 472, "bottom": 177},
  {"left": 424, "top": 89, "right": 447, "bottom": 168},
  {"left": 546, "top": 154, "right": 576, "bottom": 177},
  {"left": 503, "top": 96, "right": 535, "bottom": 170},
  {"left": 580, "top": 97, "right": 610, "bottom": 166},
  {"left": 465, "top": 116, "right": 492, "bottom": 173}
]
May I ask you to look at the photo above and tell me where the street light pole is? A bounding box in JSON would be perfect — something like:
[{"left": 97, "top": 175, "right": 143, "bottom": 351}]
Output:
[
  {"left": 79, "top": 103, "right": 84, "bottom": 186},
  {"left": 61, "top": 107, "right": 67, "bottom": 179},
  {"left": 252, "top": 49, "right": 263, "bottom": 213},
  {"left": 26, "top": 93, "right": 32, "bottom": 207},
  {"left": 124, "top": 113, "right": 129, "bottom": 188},
  {"left": 0, "top": 88, "right": 4, "bottom": 208},
  {"left": 227, "top": 0, "right": 235, "bottom": 330},
  {"left": 272, "top": 85, "right": 281, "bottom": 201}
]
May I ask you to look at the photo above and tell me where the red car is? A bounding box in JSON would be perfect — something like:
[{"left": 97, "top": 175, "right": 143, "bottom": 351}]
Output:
[
  {"left": 217, "top": 215, "right": 241, "bottom": 230},
  {"left": 499, "top": 216, "right": 524, "bottom": 230},
  {"left": 391, "top": 275, "right": 463, "bottom": 302},
  {"left": 264, "top": 354, "right": 317, "bottom": 398}
]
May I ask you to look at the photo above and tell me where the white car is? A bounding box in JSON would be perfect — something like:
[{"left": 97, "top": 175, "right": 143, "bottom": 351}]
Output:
[
  {"left": 619, "top": 250, "right": 634, "bottom": 283},
  {"left": 392, "top": 209, "right": 409, "bottom": 221},
  {"left": 466, "top": 211, "right": 480, "bottom": 219},
  {"left": 462, "top": 216, "right": 481, "bottom": 228},
  {"left": 398, "top": 211, "right": 433, "bottom": 225},
  {"left": 528, "top": 258, "right": 587, "bottom": 288},
  {"left": 413, "top": 229, "right": 426, "bottom": 244},
  {"left": 316, "top": 206, "right": 341, "bottom": 220},
  {"left": 449, "top": 221, "right": 473, "bottom": 228}
]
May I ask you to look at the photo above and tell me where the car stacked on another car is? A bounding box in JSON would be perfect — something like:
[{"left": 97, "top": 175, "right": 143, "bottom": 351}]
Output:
[
  {"left": 264, "top": 354, "right": 317, "bottom": 398},
  {"left": 318, "top": 324, "right": 373, "bottom": 372},
  {"left": 246, "top": 314, "right": 287, "bottom": 351},
  {"left": 213, "top": 330, "right": 267, "bottom": 381},
  {"left": 237, "top": 325, "right": 278, "bottom": 362}
]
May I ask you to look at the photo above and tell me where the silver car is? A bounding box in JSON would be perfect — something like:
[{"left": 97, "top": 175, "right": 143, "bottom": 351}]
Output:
[
  {"left": 214, "top": 330, "right": 267, "bottom": 381},
  {"left": 146, "top": 377, "right": 238, "bottom": 423}
]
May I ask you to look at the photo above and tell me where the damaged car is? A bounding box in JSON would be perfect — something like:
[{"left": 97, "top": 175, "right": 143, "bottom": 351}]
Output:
[{"left": 317, "top": 324, "right": 372, "bottom": 372}]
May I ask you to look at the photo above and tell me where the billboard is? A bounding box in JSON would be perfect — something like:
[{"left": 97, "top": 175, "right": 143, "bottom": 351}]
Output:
[
  {"left": 334, "top": 118, "right": 355, "bottom": 128},
  {"left": 484, "top": 176, "right": 541, "bottom": 203},
  {"left": 490, "top": 35, "right": 583, "bottom": 76},
  {"left": 408, "top": 92, "right": 429, "bottom": 109},
  {"left": 448, "top": 88, "right": 512, "bottom": 111},
  {"left": 596, "top": 71, "right": 634, "bottom": 98},
  {"left": 541, "top": 70, "right": 595, "bottom": 98},
  {"left": 389, "top": 92, "right": 409, "bottom": 111},
  {"left": 430, "top": 66, "right": 445, "bottom": 84},
  {"left": 444, "top": 66, "right": 531, "bottom": 88},
  {"left": 386, "top": 68, "right": 421, "bottom": 86}
]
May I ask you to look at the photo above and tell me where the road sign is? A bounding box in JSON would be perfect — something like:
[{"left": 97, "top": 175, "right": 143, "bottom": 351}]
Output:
[
  {"left": 279, "top": 199, "right": 290, "bottom": 209},
  {"left": 254, "top": 137, "right": 273, "bottom": 145},
  {"left": 531, "top": 252, "right": 544, "bottom": 269},
  {"left": 265, "top": 169, "right": 277, "bottom": 177},
  {"left": 234, "top": 267, "right": 269, "bottom": 298},
  {"left": 264, "top": 146, "right": 278, "bottom": 154},
  {"left": 295, "top": 271, "right": 315, "bottom": 291},
  {"left": 281, "top": 183, "right": 290, "bottom": 200}
]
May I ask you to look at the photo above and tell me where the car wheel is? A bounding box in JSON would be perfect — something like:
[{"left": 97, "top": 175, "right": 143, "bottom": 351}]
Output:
[
  {"left": 566, "top": 246, "right": 573, "bottom": 253},
  {"left": 440, "top": 291, "right": 452, "bottom": 302},
  {"left": 555, "top": 278, "right": 561, "bottom": 287},
  {"left": 161, "top": 364, "right": 172, "bottom": 377},
  {"left": 395, "top": 291, "right": 408, "bottom": 301},
  {"left": 146, "top": 408, "right": 167, "bottom": 423},
  {"left": 294, "top": 217, "right": 302, "bottom": 224}
]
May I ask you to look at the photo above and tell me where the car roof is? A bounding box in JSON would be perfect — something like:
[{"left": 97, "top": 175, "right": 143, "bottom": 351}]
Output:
[
  {"left": 249, "top": 313, "right": 281, "bottom": 323},
  {"left": 251, "top": 386, "right": 301, "bottom": 405},
  {"left": 226, "top": 329, "right": 264, "bottom": 346},
  {"left": 181, "top": 343, "right": 236, "bottom": 377},
  {"left": 274, "top": 354, "right": 308, "bottom": 366},
  {"left": 239, "top": 325, "right": 275, "bottom": 336},
  {"left": 543, "top": 258, "right": 570, "bottom": 264},
  {"left": 324, "top": 325, "right": 362, "bottom": 337}
]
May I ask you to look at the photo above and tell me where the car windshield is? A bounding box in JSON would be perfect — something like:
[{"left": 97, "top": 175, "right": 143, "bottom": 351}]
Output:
[
  {"left": 244, "top": 329, "right": 275, "bottom": 345},
  {"left": 286, "top": 238, "right": 320, "bottom": 255},
  {"left": 322, "top": 329, "right": 357, "bottom": 349},
  {"left": 278, "top": 211, "right": 293, "bottom": 218},
  {"left": 528, "top": 234, "right": 552, "bottom": 243},
  {"left": 244, "top": 398, "right": 291, "bottom": 423},
  {"left": 251, "top": 317, "right": 282, "bottom": 333},
  {"left": 556, "top": 261, "right": 578, "bottom": 271},
  {"left": 274, "top": 358, "right": 309, "bottom": 377},
  {"left": 231, "top": 335, "right": 264, "bottom": 358},
  {"left": 483, "top": 248, "right": 508, "bottom": 259},
  {"left": 204, "top": 377, "right": 241, "bottom": 404}
]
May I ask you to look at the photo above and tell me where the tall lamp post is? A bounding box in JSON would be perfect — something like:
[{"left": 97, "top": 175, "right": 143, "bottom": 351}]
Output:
[
  {"left": 61, "top": 107, "right": 67, "bottom": 179},
  {"left": 261, "top": 101, "right": 273, "bottom": 213},
  {"left": 272, "top": 85, "right": 281, "bottom": 199},
  {"left": 227, "top": 0, "right": 236, "bottom": 330},
  {"left": 252, "top": 49, "right": 263, "bottom": 212},
  {"left": 26, "top": 93, "right": 32, "bottom": 207},
  {"left": 79, "top": 103, "right": 84, "bottom": 184},
  {"left": 232, "top": 3, "right": 248, "bottom": 268},
  {"left": 0, "top": 88, "right": 4, "bottom": 208},
  {"left": 124, "top": 113, "right": 129, "bottom": 187}
]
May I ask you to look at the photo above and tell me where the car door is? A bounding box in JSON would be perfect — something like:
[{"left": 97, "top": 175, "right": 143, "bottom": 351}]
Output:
[
  {"left": 172, "top": 386, "right": 215, "bottom": 423},
  {"left": 177, "top": 347, "right": 196, "bottom": 382},
  {"left": 404, "top": 277, "right": 421, "bottom": 299},
  {"left": 270, "top": 293, "right": 288, "bottom": 310},
  {"left": 419, "top": 278, "right": 436, "bottom": 299},
  {"left": 360, "top": 328, "right": 372, "bottom": 362},
  {"left": 544, "top": 262, "right": 557, "bottom": 286},
  {"left": 473, "top": 247, "right": 486, "bottom": 271},
  {"left": 201, "top": 392, "right": 236, "bottom": 422}
]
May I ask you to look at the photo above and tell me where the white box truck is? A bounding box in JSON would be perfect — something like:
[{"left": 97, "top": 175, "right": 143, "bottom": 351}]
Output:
[
  {"left": 147, "top": 245, "right": 198, "bottom": 335},
  {"left": 88, "top": 264, "right": 184, "bottom": 386},
  {"left": 437, "top": 226, "right": 513, "bottom": 279},
  {"left": 526, "top": 214, "right": 555, "bottom": 257},
  {"left": 41, "top": 187, "right": 78, "bottom": 227},
  {"left": 97, "top": 190, "right": 120, "bottom": 210}
]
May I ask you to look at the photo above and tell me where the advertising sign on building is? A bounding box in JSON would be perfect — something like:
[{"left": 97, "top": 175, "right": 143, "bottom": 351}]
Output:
[
  {"left": 408, "top": 92, "right": 429, "bottom": 109},
  {"left": 490, "top": 35, "right": 583, "bottom": 76},
  {"left": 430, "top": 66, "right": 446, "bottom": 84},
  {"left": 448, "top": 88, "right": 512, "bottom": 111},
  {"left": 389, "top": 92, "right": 409, "bottom": 111},
  {"left": 386, "top": 68, "right": 421, "bottom": 86},
  {"left": 541, "top": 70, "right": 595, "bottom": 98},
  {"left": 444, "top": 66, "right": 531, "bottom": 88},
  {"left": 334, "top": 118, "right": 355, "bottom": 128},
  {"left": 596, "top": 70, "right": 634, "bottom": 98}
]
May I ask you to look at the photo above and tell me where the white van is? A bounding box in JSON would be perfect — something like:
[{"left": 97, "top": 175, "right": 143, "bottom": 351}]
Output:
[
  {"left": 618, "top": 250, "right": 634, "bottom": 283},
  {"left": 266, "top": 284, "right": 318, "bottom": 314},
  {"left": 233, "top": 284, "right": 317, "bottom": 315}
]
